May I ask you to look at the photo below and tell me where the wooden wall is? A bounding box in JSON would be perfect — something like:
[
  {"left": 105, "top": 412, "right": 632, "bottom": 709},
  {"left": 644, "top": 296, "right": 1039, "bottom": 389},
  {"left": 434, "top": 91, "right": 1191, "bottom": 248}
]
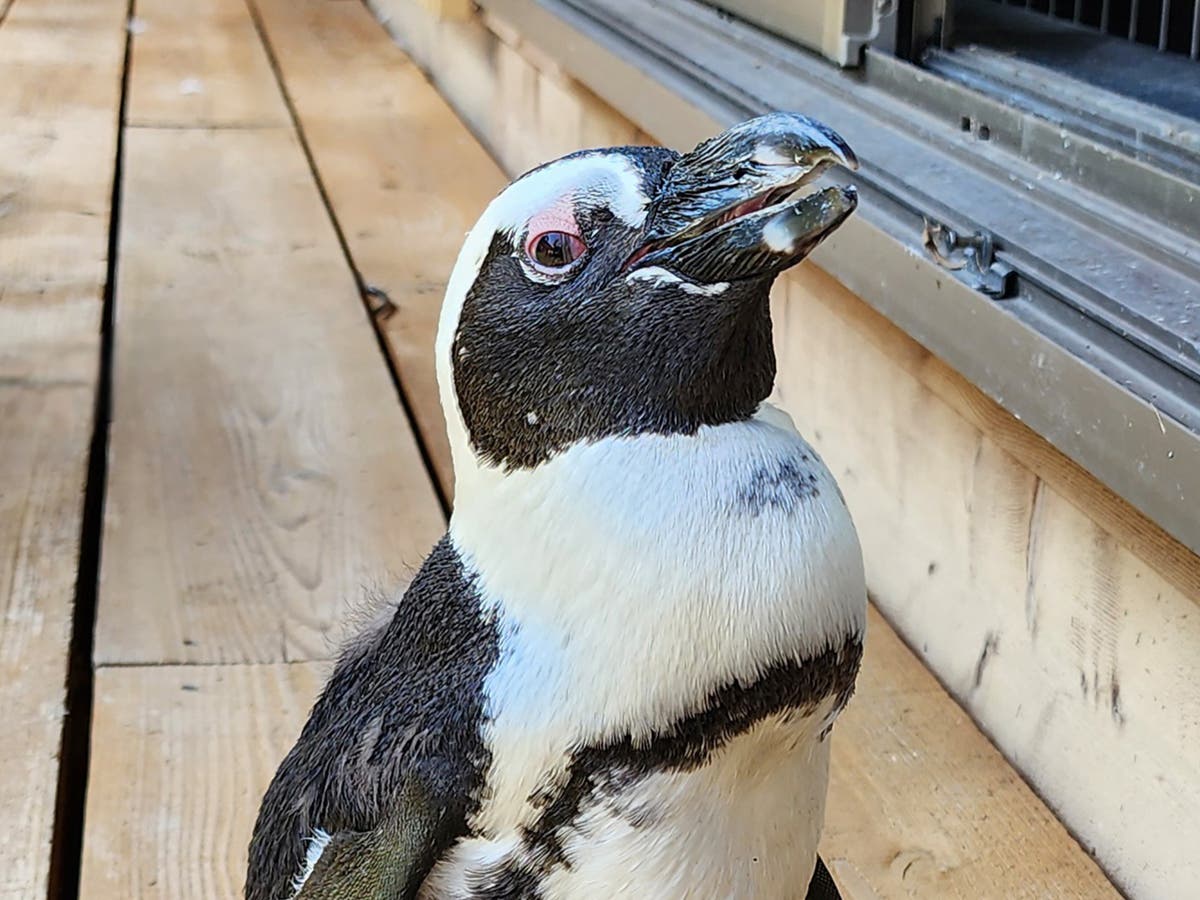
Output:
[{"left": 368, "top": 3, "right": 1200, "bottom": 897}]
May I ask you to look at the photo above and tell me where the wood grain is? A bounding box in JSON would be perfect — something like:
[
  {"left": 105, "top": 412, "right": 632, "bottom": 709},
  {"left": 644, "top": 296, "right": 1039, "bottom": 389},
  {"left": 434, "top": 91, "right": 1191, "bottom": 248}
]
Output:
[
  {"left": 261, "top": 0, "right": 649, "bottom": 496},
  {"left": 0, "top": 370, "right": 97, "bottom": 900},
  {"left": 127, "top": 0, "right": 289, "bottom": 128},
  {"left": 251, "top": 0, "right": 508, "bottom": 499},
  {"left": 774, "top": 267, "right": 1200, "bottom": 898},
  {"left": 96, "top": 127, "right": 445, "bottom": 664},
  {"left": 412, "top": 0, "right": 472, "bottom": 20},
  {"left": 0, "top": 0, "right": 127, "bottom": 895},
  {"left": 368, "top": 0, "right": 502, "bottom": 157},
  {"left": 79, "top": 662, "right": 326, "bottom": 900},
  {"left": 789, "top": 264, "right": 1200, "bottom": 606},
  {"left": 822, "top": 606, "right": 1117, "bottom": 899}
]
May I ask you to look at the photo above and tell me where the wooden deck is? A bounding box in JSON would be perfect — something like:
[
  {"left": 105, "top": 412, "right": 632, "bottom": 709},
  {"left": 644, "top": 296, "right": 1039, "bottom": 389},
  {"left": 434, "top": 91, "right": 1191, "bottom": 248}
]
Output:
[{"left": 0, "top": 0, "right": 1118, "bottom": 897}]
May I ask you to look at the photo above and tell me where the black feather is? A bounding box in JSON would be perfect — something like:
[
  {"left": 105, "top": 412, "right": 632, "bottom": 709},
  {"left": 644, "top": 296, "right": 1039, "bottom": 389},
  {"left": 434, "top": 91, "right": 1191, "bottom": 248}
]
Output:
[
  {"left": 806, "top": 855, "right": 843, "bottom": 900},
  {"left": 244, "top": 536, "right": 499, "bottom": 900}
]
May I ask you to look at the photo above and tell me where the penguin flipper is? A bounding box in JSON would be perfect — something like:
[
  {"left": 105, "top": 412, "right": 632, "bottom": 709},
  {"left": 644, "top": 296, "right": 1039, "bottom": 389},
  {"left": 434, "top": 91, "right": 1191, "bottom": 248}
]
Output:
[
  {"left": 294, "top": 778, "right": 446, "bottom": 900},
  {"left": 246, "top": 537, "right": 493, "bottom": 900},
  {"left": 805, "top": 855, "right": 842, "bottom": 900}
]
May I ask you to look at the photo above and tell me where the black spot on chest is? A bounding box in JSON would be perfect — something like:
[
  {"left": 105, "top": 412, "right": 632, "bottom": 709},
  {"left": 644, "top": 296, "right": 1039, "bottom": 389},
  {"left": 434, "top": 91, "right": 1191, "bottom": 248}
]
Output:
[
  {"left": 735, "top": 457, "right": 820, "bottom": 515},
  {"left": 473, "top": 635, "right": 863, "bottom": 898}
]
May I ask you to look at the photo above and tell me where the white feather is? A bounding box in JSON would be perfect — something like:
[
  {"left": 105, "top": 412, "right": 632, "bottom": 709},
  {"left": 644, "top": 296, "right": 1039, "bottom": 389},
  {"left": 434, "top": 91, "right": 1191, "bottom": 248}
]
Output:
[
  {"left": 289, "top": 828, "right": 332, "bottom": 897},
  {"left": 426, "top": 706, "right": 835, "bottom": 899},
  {"left": 418, "top": 406, "right": 865, "bottom": 898},
  {"left": 625, "top": 266, "right": 729, "bottom": 295}
]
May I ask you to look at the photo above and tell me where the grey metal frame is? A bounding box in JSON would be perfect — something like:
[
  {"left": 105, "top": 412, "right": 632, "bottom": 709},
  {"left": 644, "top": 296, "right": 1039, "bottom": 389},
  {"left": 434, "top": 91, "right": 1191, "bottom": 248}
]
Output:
[
  {"left": 480, "top": 0, "right": 1200, "bottom": 557},
  {"left": 702, "top": 0, "right": 888, "bottom": 66}
]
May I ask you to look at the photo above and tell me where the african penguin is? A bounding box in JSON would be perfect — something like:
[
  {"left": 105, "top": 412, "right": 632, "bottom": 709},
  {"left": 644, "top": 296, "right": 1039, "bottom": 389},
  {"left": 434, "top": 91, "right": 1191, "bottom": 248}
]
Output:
[{"left": 247, "top": 112, "right": 867, "bottom": 900}]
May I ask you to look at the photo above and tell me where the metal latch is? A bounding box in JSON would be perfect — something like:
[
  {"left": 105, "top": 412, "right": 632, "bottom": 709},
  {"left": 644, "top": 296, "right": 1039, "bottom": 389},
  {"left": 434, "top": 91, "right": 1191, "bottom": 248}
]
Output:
[{"left": 922, "top": 218, "right": 1015, "bottom": 298}]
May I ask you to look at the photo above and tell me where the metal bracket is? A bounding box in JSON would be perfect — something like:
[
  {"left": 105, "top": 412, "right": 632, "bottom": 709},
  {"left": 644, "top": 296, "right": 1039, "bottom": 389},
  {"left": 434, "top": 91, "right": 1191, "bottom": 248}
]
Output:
[{"left": 922, "top": 218, "right": 1015, "bottom": 298}]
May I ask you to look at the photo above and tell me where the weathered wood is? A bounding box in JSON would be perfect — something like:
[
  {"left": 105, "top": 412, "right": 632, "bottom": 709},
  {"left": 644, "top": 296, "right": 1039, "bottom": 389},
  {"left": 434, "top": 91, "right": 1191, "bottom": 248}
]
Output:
[
  {"left": 822, "top": 607, "right": 1118, "bottom": 898},
  {"left": 96, "top": 126, "right": 445, "bottom": 665},
  {"left": 0, "top": 0, "right": 127, "bottom": 895},
  {"left": 251, "top": 0, "right": 509, "bottom": 498},
  {"left": 412, "top": 0, "right": 472, "bottom": 20},
  {"left": 79, "top": 662, "right": 327, "bottom": 899},
  {"left": 785, "top": 265, "right": 1200, "bottom": 607},
  {"left": 367, "top": 0, "right": 502, "bottom": 153},
  {"left": 258, "top": 0, "right": 656, "bottom": 497},
  {"left": 127, "top": 0, "right": 289, "bottom": 128},
  {"left": 774, "top": 267, "right": 1200, "bottom": 898},
  {"left": 372, "top": 0, "right": 651, "bottom": 176}
]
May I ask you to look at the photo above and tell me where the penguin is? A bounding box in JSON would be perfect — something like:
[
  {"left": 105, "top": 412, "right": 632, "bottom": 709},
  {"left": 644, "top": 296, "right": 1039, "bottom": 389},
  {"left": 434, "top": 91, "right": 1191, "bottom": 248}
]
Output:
[{"left": 246, "top": 112, "right": 867, "bottom": 900}]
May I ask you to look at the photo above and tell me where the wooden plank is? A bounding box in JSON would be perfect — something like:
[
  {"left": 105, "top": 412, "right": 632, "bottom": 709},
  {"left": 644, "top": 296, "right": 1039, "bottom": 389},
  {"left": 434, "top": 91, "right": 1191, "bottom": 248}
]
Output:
[
  {"left": 372, "top": 0, "right": 652, "bottom": 174},
  {"left": 413, "top": 0, "right": 472, "bottom": 19},
  {"left": 96, "top": 127, "right": 445, "bottom": 665},
  {"left": 368, "top": 0, "right": 503, "bottom": 154},
  {"left": 127, "top": 0, "right": 289, "bottom": 128},
  {"left": 0, "top": 375, "right": 95, "bottom": 900},
  {"left": 0, "top": 0, "right": 127, "bottom": 896},
  {"left": 79, "top": 662, "right": 325, "bottom": 900},
  {"left": 822, "top": 607, "right": 1118, "bottom": 899},
  {"left": 252, "top": 0, "right": 509, "bottom": 497},
  {"left": 774, "top": 266, "right": 1200, "bottom": 898}
]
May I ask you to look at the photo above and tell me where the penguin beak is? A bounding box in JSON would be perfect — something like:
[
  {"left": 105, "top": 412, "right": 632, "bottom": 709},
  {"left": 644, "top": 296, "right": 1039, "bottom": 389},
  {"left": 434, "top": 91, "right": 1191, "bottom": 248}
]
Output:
[{"left": 628, "top": 113, "right": 858, "bottom": 284}]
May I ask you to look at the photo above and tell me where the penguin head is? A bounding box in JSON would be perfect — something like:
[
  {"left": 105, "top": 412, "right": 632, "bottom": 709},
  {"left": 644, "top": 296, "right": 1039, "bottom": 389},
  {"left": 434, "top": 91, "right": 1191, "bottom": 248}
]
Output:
[{"left": 437, "top": 112, "right": 857, "bottom": 480}]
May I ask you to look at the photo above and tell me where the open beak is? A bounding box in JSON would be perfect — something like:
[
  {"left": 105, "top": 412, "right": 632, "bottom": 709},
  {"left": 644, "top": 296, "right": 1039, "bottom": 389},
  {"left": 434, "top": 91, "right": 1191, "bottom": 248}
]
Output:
[{"left": 629, "top": 113, "right": 858, "bottom": 284}]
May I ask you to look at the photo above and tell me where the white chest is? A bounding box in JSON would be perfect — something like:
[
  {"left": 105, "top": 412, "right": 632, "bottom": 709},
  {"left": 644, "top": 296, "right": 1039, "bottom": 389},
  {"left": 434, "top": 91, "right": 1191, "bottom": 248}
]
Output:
[
  {"left": 425, "top": 405, "right": 865, "bottom": 897},
  {"left": 543, "top": 706, "right": 835, "bottom": 900},
  {"left": 425, "top": 705, "right": 835, "bottom": 900}
]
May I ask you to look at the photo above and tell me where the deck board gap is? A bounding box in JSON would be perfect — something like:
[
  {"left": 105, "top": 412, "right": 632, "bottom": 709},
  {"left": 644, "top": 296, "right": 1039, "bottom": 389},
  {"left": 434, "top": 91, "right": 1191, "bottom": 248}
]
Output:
[
  {"left": 125, "top": 121, "right": 290, "bottom": 131},
  {"left": 94, "top": 657, "right": 334, "bottom": 670},
  {"left": 243, "top": 0, "right": 452, "bottom": 517},
  {"left": 44, "top": 1, "right": 134, "bottom": 896}
]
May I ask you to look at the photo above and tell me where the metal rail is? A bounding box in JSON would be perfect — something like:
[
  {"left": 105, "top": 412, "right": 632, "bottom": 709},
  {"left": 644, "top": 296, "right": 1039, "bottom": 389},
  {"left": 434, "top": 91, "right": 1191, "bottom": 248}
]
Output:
[{"left": 998, "top": 0, "right": 1200, "bottom": 59}]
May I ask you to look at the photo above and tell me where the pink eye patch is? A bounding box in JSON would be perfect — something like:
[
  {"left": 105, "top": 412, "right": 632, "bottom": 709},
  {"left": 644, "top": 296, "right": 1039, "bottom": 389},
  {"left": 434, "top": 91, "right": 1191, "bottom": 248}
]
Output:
[{"left": 523, "top": 198, "right": 580, "bottom": 258}]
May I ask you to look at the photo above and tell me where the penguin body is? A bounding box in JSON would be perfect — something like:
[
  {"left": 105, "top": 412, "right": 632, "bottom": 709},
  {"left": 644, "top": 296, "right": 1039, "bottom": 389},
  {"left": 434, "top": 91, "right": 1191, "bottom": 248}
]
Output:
[
  {"left": 247, "top": 113, "right": 866, "bottom": 900},
  {"left": 422, "top": 406, "right": 863, "bottom": 899}
]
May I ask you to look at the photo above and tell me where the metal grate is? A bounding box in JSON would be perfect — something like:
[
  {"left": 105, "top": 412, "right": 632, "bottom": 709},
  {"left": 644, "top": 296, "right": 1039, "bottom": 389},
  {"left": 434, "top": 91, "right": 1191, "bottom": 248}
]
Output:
[{"left": 991, "top": 0, "right": 1200, "bottom": 59}]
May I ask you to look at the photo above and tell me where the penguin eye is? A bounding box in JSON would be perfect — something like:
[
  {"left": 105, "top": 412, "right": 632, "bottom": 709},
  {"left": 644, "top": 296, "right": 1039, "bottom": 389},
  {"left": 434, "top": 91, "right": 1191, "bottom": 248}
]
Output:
[{"left": 526, "top": 231, "right": 587, "bottom": 273}]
